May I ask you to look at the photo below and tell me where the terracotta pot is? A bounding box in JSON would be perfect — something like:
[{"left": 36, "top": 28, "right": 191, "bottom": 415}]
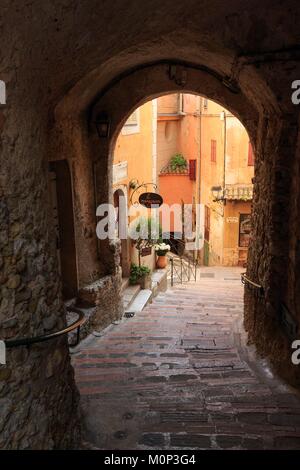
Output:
[{"left": 156, "top": 255, "right": 167, "bottom": 269}]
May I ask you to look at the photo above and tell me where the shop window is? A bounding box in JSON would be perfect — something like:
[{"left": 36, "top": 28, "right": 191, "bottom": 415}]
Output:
[{"left": 239, "top": 213, "right": 252, "bottom": 247}]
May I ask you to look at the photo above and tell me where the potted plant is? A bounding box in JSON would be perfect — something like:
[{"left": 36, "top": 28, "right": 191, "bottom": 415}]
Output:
[
  {"left": 154, "top": 242, "right": 170, "bottom": 268},
  {"left": 129, "top": 263, "right": 151, "bottom": 289},
  {"left": 129, "top": 215, "right": 162, "bottom": 267}
]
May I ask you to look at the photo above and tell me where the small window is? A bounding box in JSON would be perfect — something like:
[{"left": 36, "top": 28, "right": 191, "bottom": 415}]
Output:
[
  {"left": 248, "top": 142, "right": 254, "bottom": 166},
  {"left": 211, "top": 139, "right": 217, "bottom": 163},
  {"left": 122, "top": 109, "right": 140, "bottom": 135},
  {"left": 125, "top": 110, "right": 138, "bottom": 126},
  {"left": 189, "top": 159, "right": 196, "bottom": 180}
]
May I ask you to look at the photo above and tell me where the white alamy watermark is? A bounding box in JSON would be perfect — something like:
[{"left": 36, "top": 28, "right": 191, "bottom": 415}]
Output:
[
  {"left": 291, "top": 340, "right": 300, "bottom": 365},
  {"left": 96, "top": 198, "right": 205, "bottom": 250},
  {"left": 0, "top": 340, "right": 6, "bottom": 365},
  {"left": 0, "top": 80, "right": 6, "bottom": 105},
  {"left": 291, "top": 80, "right": 300, "bottom": 105}
]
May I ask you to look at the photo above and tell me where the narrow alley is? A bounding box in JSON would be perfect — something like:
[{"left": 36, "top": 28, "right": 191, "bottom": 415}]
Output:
[{"left": 72, "top": 269, "right": 300, "bottom": 450}]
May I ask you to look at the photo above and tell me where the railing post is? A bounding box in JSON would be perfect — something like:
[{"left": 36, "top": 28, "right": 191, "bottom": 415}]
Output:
[
  {"left": 170, "top": 257, "right": 174, "bottom": 287},
  {"left": 180, "top": 258, "right": 183, "bottom": 284}
]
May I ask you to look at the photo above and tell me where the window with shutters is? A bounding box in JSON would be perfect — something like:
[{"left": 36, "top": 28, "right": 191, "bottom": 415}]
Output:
[
  {"left": 189, "top": 159, "right": 196, "bottom": 180},
  {"left": 211, "top": 139, "right": 217, "bottom": 163}
]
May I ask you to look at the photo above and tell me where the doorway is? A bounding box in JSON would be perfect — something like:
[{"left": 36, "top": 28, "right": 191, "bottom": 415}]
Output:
[{"left": 49, "top": 160, "right": 78, "bottom": 299}]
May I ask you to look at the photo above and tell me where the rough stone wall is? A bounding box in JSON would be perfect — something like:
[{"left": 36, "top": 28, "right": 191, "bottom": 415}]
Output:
[
  {"left": 245, "top": 111, "right": 300, "bottom": 386},
  {"left": 0, "top": 97, "right": 81, "bottom": 447}
]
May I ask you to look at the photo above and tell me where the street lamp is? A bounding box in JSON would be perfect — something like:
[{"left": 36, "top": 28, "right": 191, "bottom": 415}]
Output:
[
  {"left": 211, "top": 185, "right": 224, "bottom": 202},
  {"left": 95, "top": 112, "right": 110, "bottom": 138}
]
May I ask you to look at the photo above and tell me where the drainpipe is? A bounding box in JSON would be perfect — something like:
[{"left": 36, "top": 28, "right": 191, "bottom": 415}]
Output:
[
  {"left": 197, "top": 97, "right": 202, "bottom": 208},
  {"left": 223, "top": 110, "right": 226, "bottom": 202},
  {"left": 222, "top": 110, "right": 227, "bottom": 264},
  {"left": 195, "top": 96, "right": 202, "bottom": 258}
]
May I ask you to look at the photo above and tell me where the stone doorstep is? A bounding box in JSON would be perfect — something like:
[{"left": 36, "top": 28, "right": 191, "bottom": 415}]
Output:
[
  {"left": 121, "top": 277, "right": 130, "bottom": 292},
  {"left": 122, "top": 284, "right": 141, "bottom": 310},
  {"left": 125, "top": 289, "right": 153, "bottom": 316},
  {"left": 124, "top": 269, "right": 168, "bottom": 316}
]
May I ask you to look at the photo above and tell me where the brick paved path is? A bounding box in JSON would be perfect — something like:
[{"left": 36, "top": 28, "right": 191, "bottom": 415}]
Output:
[{"left": 72, "top": 269, "right": 300, "bottom": 449}]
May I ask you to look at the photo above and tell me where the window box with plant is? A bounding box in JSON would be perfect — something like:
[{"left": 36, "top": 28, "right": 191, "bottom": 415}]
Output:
[
  {"left": 129, "top": 263, "right": 151, "bottom": 289},
  {"left": 170, "top": 153, "right": 187, "bottom": 172}
]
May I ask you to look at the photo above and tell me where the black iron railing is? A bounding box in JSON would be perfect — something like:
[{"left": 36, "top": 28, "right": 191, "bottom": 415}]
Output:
[
  {"left": 169, "top": 255, "right": 197, "bottom": 286},
  {"left": 4, "top": 307, "right": 85, "bottom": 349}
]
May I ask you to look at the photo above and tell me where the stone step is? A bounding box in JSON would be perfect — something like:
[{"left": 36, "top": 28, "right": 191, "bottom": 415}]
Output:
[
  {"left": 121, "top": 277, "right": 130, "bottom": 292},
  {"left": 122, "top": 284, "right": 141, "bottom": 311},
  {"left": 124, "top": 289, "right": 152, "bottom": 315}
]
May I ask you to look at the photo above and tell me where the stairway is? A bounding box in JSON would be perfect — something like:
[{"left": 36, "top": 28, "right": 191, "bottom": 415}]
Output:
[{"left": 72, "top": 267, "right": 300, "bottom": 450}]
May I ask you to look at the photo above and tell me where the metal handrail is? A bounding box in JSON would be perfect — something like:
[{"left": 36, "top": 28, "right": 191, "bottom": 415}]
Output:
[
  {"left": 169, "top": 255, "right": 197, "bottom": 286},
  {"left": 4, "top": 307, "right": 85, "bottom": 349},
  {"left": 241, "top": 273, "right": 264, "bottom": 295}
]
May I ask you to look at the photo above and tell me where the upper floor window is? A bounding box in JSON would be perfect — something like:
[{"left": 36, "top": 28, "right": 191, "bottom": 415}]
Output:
[
  {"left": 211, "top": 139, "right": 217, "bottom": 163},
  {"left": 248, "top": 142, "right": 254, "bottom": 166},
  {"left": 122, "top": 109, "right": 140, "bottom": 135}
]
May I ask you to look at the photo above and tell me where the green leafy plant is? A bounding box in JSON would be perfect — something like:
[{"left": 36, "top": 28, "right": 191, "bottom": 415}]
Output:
[
  {"left": 129, "top": 216, "right": 162, "bottom": 242},
  {"left": 170, "top": 153, "right": 187, "bottom": 171},
  {"left": 129, "top": 263, "right": 151, "bottom": 285}
]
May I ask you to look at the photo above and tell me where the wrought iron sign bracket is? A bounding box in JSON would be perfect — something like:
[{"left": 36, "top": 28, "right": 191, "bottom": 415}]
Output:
[{"left": 129, "top": 182, "right": 158, "bottom": 206}]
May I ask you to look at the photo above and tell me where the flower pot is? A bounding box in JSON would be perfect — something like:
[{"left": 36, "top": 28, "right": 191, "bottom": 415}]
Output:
[{"left": 156, "top": 255, "right": 167, "bottom": 269}]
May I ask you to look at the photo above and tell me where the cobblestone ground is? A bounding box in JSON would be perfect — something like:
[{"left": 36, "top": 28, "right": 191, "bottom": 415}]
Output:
[{"left": 72, "top": 268, "right": 300, "bottom": 450}]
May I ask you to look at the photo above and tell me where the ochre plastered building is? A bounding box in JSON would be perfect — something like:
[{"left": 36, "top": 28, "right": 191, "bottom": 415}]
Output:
[
  {"left": 156, "top": 94, "right": 254, "bottom": 266},
  {"left": 113, "top": 100, "right": 157, "bottom": 275}
]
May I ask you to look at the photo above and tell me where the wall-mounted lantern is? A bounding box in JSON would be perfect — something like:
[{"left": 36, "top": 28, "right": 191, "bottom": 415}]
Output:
[
  {"left": 129, "top": 179, "right": 139, "bottom": 190},
  {"left": 95, "top": 112, "right": 110, "bottom": 138},
  {"left": 211, "top": 185, "right": 225, "bottom": 202}
]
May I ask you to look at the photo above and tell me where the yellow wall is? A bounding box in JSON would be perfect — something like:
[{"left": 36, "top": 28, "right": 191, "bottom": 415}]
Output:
[
  {"left": 114, "top": 102, "right": 154, "bottom": 188},
  {"left": 113, "top": 101, "right": 156, "bottom": 272},
  {"left": 199, "top": 99, "right": 254, "bottom": 266},
  {"left": 223, "top": 201, "right": 252, "bottom": 266}
]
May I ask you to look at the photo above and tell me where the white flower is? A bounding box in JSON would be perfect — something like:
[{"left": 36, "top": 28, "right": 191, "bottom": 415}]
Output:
[{"left": 154, "top": 243, "right": 170, "bottom": 251}]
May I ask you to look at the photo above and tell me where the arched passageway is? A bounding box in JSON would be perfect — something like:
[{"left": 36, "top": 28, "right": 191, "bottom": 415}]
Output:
[{"left": 1, "top": 1, "right": 300, "bottom": 449}]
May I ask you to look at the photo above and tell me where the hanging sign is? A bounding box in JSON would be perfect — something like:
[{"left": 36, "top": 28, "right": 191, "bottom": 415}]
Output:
[
  {"left": 139, "top": 192, "right": 163, "bottom": 208},
  {"left": 140, "top": 247, "right": 152, "bottom": 257}
]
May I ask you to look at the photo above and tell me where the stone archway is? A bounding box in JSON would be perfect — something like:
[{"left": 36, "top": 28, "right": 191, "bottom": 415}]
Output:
[{"left": 82, "top": 61, "right": 300, "bottom": 389}]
